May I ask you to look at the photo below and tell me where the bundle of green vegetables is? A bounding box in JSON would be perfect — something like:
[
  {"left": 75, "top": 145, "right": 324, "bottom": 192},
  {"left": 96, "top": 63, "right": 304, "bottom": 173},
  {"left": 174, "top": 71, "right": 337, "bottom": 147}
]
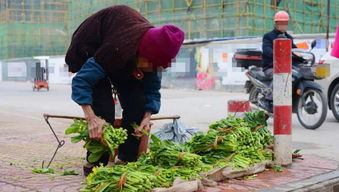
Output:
[
  {"left": 65, "top": 119, "right": 128, "bottom": 163},
  {"left": 82, "top": 164, "right": 157, "bottom": 192},
  {"left": 146, "top": 135, "right": 204, "bottom": 169},
  {"left": 187, "top": 111, "right": 273, "bottom": 168},
  {"left": 209, "top": 111, "right": 267, "bottom": 131},
  {"left": 83, "top": 158, "right": 211, "bottom": 192},
  {"left": 81, "top": 135, "right": 213, "bottom": 192},
  {"left": 70, "top": 111, "right": 274, "bottom": 192},
  {"left": 138, "top": 154, "right": 210, "bottom": 187}
]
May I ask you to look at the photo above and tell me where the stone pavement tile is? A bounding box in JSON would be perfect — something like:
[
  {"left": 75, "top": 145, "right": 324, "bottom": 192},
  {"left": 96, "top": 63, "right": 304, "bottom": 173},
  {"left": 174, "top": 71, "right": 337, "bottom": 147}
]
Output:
[
  {"left": 199, "top": 182, "right": 258, "bottom": 192},
  {"left": 48, "top": 183, "right": 83, "bottom": 192},
  {"left": 36, "top": 180, "right": 83, "bottom": 192},
  {"left": 0, "top": 164, "right": 84, "bottom": 192},
  {"left": 0, "top": 136, "right": 85, "bottom": 176},
  {"left": 0, "top": 181, "right": 31, "bottom": 192},
  {"left": 18, "top": 178, "right": 79, "bottom": 190},
  {"left": 266, "top": 170, "right": 339, "bottom": 191},
  {"left": 228, "top": 165, "right": 332, "bottom": 189},
  {"left": 0, "top": 166, "right": 31, "bottom": 180},
  {"left": 0, "top": 133, "right": 85, "bottom": 162},
  {"left": 293, "top": 155, "right": 338, "bottom": 170},
  {"left": 64, "top": 186, "right": 83, "bottom": 192},
  {"left": 11, "top": 174, "right": 83, "bottom": 191}
]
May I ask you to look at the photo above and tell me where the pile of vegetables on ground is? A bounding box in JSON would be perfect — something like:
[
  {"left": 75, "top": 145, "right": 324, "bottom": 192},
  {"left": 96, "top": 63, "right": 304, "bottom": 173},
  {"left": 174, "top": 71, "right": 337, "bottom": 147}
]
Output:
[{"left": 65, "top": 111, "right": 274, "bottom": 192}]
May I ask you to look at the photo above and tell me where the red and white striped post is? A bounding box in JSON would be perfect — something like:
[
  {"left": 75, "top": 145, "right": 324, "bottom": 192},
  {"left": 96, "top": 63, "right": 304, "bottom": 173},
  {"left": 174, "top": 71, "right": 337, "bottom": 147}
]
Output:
[{"left": 273, "top": 39, "right": 292, "bottom": 166}]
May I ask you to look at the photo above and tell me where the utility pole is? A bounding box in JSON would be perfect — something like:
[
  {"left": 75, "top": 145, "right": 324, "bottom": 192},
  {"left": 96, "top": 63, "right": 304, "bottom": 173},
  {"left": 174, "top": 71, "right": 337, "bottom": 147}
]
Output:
[{"left": 326, "top": 0, "right": 330, "bottom": 52}]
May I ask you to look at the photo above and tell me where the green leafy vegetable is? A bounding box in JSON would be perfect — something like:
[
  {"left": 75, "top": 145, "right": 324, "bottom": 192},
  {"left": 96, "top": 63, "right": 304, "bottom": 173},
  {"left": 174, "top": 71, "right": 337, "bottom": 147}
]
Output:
[
  {"left": 293, "top": 149, "right": 301, "bottom": 154},
  {"left": 32, "top": 168, "right": 55, "bottom": 174},
  {"left": 62, "top": 170, "right": 79, "bottom": 176},
  {"left": 273, "top": 165, "right": 283, "bottom": 172},
  {"left": 65, "top": 119, "right": 128, "bottom": 163}
]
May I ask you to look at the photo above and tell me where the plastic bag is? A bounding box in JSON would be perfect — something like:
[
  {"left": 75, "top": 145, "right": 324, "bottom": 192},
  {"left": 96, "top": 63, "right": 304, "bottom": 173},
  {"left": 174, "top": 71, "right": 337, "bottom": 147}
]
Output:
[{"left": 154, "top": 119, "right": 199, "bottom": 144}]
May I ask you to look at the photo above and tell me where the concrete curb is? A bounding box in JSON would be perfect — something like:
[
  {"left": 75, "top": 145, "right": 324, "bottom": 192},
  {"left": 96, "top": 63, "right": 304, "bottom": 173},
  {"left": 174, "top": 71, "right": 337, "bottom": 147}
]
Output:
[{"left": 261, "top": 170, "right": 339, "bottom": 192}]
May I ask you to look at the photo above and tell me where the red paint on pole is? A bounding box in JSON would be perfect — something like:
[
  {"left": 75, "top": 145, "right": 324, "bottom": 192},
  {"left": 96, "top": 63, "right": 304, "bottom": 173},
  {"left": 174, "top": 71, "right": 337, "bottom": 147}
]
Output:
[
  {"left": 274, "top": 106, "right": 292, "bottom": 135},
  {"left": 274, "top": 39, "right": 292, "bottom": 74}
]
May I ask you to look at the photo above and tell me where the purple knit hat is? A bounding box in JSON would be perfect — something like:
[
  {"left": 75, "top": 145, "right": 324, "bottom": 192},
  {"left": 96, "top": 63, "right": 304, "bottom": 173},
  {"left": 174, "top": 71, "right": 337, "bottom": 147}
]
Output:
[{"left": 138, "top": 24, "right": 185, "bottom": 69}]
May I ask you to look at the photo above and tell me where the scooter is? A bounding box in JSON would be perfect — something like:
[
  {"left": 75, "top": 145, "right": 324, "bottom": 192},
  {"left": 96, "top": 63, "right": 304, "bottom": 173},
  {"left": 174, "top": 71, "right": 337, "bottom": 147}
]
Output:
[{"left": 235, "top": 40, "right": 327, "bottom": 130}]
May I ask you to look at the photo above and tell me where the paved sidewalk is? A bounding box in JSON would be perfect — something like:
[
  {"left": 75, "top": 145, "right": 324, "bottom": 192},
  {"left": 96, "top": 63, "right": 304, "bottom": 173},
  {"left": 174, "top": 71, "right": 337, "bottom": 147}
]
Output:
[
  {"left": 201, "top": 155, "right": 339, "bottom": 192},
  {"left": 0, "top": 117, "right": 85, "bottom": 192}
]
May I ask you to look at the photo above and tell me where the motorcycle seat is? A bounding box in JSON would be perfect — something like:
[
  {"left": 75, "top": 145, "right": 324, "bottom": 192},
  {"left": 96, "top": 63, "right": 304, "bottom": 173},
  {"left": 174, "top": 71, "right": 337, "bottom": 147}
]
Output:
[{"left": 248, "top": 67, "right": 272, "bottom": 81}]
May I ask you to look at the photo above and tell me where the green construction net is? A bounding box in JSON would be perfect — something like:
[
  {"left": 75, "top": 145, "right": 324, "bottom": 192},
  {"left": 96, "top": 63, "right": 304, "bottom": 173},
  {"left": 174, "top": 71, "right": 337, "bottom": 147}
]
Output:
[
  {"left": 1, "top": 0, "right": 338, "bottom": 60},
  {"left": 68, "top": 0, "right": 339, "bottom": 39},
  {"left": 0, "top": 0, "right": 68, "bottom": 59}
]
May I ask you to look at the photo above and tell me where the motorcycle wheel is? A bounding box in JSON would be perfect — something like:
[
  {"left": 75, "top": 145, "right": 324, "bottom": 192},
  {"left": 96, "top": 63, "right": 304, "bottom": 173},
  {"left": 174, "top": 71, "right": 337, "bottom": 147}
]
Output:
[
  {"left": 249, "top": 86, "right": 260, "bottom": 104},
  {"left": 296, "top": 88, "right": 327, "bottom": 130},
  {"left": 248, "top": 86, "right": 270, "bottom": 120},
  {"left": 330, "top": 83, "right": 339, "bottom": 122}
]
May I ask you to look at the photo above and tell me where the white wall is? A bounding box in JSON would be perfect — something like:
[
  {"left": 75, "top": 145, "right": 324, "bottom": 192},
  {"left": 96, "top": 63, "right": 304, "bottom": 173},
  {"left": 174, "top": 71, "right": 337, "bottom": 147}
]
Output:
[
  {"left": 49, "top": 56, "right": 72, "bottom": 84},
  {"left": 37, "top": 56, "right": 72, "bottom": 84}
]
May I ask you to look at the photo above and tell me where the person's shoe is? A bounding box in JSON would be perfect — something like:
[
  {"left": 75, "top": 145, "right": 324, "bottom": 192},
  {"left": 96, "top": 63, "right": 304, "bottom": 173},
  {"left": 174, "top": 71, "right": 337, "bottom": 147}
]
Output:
[
  {"left": 83, "top": 162, "right": 94, "bottom": 177},
  {"left": 114, "top": 158, "right": 127, "bottom": 165}
]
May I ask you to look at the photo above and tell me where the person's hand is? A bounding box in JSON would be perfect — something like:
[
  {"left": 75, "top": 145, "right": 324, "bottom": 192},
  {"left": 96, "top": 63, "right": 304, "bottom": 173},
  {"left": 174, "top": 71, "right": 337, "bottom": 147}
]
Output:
[
  {"left": 81, "top": 105, "right": 106, "bottom": 141},
  {"left": 87, "top": 115, "right": 106, "bottom": 141},
  {"left": 132, "top": 120, "right": 153, "bottom": 137},
  {"left": 132, "top": 112, "right": 152, "bottom": 137}
]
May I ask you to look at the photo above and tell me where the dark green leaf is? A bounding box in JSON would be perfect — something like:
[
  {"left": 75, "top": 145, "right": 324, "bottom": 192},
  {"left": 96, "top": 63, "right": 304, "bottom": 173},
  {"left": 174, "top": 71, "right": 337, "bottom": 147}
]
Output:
[
  {"left": 62, "top": 170, "right": 79, "bottom": 176},
  {"left": 32, "top": 168, "right": 55, "bottom": 174},
  {"left": 71, "top": 135, "right": 83, "bottom": 143},
  {"left": 273, "top": 165, "right": 283, "bottom": 172},
  {"left": 88, "top": 151, "right": 105, "bottom": 163},
  {"left": 293, "top": 149, "right": 301, "bottom": 154},
  {"left": 65, "top": 126, "right": 78, "bottom": 135}
]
